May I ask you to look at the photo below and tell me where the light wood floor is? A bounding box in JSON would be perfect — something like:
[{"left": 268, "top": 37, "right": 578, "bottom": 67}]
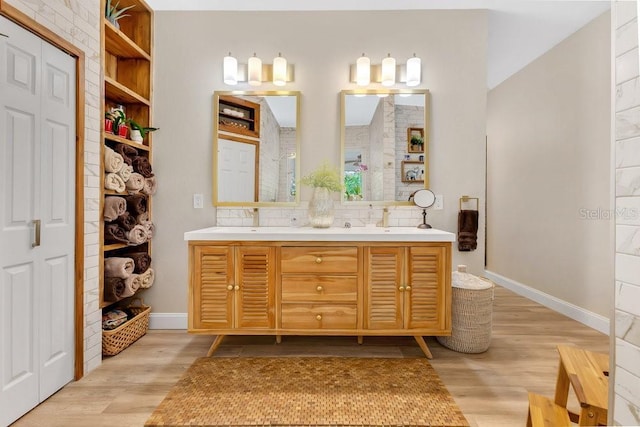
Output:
[{"left": 12, "top": 286, "right": 609, "bottom": 427}]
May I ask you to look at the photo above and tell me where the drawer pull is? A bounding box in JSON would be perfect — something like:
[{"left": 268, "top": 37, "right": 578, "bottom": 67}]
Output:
[
  {"left": 399, "top": 286, "right": 405, "bottom": 292},
  {"left": 315, "top": 257, "right": 323, "bottom": 264},
  {"left": 316, "top": 314, "right": 322, "bottom": 321},
  {"left": 316, "top": 285, "right": 323, "bottom": 292},
  {"left": 234, "top": 285, "right": 240, "bottom": 291},
  {"left": 405, "top": 285, "right": 412, "bottom": 291},
  {"left": 227, "top": 285, "right": 233, "bottom": 291}
]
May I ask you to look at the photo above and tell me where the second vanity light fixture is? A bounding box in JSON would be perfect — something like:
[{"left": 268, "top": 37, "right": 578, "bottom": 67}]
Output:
[
  {"left": 223, "top": 52, "right": 294, "bottom": 86},
  {"left": 351, "top": 53, "right": 421, "bottom": 87}
]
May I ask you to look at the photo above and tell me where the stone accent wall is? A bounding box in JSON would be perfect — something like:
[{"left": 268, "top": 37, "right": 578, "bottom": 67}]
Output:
[
  {"left": 4, "top": 0, "right": 103, "bottom": 374},
  {"left": 614, "top": 1, "right": 640, "bottom": 425}
]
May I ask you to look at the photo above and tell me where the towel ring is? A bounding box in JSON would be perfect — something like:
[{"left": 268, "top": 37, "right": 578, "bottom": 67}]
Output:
[{"left": 459, "top": 195, "right": 479, "bottom": 211}]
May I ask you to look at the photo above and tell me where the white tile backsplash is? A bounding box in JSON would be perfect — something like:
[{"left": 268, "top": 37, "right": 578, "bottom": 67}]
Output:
[
  {"left": 616, "top": 78, "right": 640, "bottom": 113},
  {"left": 616, "top": 338, "right": 640, "bottom": 378},
  {"left": 616, "top": 253, "right": 640, "bottom": 286},
  {"left": 617, "top": 1, "right": 638, "bottom": 29},
  {"left": 617, "top": 47, "right": 640, "bottom": 84},
  {"left": 617, "top": 17, "right": 639, "bottom": 56}
]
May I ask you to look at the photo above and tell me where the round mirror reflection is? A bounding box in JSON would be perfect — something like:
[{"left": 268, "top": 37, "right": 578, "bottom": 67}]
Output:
[{"left": 412, "top": 189, "right": 435, "bottom": 208}]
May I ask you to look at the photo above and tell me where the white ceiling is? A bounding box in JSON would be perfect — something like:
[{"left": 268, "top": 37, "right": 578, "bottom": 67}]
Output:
[{"left": 147, "top": 0, "right": 611, "bottom": 89}]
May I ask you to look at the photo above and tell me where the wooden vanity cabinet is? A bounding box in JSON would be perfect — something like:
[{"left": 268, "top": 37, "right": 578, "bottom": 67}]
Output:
[
  {"left": 365, "top": 245, "right": 450, "bottom": 332},
  {"left": 189, "top": 244, "right": 276, "bottom": 331},
  {"left": 187, "top": 240, "right": 451, "bottom": 357}
]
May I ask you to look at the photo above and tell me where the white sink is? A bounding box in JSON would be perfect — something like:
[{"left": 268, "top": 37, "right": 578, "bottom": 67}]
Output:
[{"left": 184, "top": 226, "right": 455, "bottom": 242}]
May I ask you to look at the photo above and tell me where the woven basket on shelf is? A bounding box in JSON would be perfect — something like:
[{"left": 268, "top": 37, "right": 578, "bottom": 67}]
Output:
[{"left": 102, "top": 298, "right": 150, "bottom": 356}]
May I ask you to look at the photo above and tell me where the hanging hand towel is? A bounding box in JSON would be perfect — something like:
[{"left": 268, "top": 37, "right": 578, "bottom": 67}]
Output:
[
  {"left": 458, "top": 209, "right": 479, "bottom": 252},
  {"left": 103, "top": 196, "right": 126, "bottom": 222}
]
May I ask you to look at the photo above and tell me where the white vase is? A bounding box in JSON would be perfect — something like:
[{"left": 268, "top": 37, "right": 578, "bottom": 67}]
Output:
[
  {"left": 130, "top": 129, "right": 143, "bottom": 142},
  {"left": 308, "top": 187, "right": 334, "bottom": 228}
]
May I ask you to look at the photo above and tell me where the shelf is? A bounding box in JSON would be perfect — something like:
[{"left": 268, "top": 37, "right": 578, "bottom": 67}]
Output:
[
  {"left": 105, "top": 76, "right": 150, "bottom": 106},
  {"left": 219, "top": 112, "right": 255, "bottom": 123},
  {"left": 104, "top": 19, "right": 151, "bottom": 60},
  {"left": 104, "top": 243, "right": 128, "bottom": 251},
  {"left": 104, "top": 132, "right": 150, "bottom": 151}
]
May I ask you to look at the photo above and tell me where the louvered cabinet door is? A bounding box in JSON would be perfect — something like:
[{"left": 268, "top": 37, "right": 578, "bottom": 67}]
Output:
[
  {"left": 235, "top": 247, "right": 276, "bottom": 329},
  {"left": 405, "top": 246, "right": 447, "bottom": 330},
  {"left": 191, "top": 245, "right": 234, "bottom": 329},
  {"left": 365, "top": 247, "right": 404, "bottom": 330}
]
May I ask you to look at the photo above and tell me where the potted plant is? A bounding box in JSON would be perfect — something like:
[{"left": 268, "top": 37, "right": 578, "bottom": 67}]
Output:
[
  {"left": 411, "top": 135, "right": 424, "bottom": 150},
  {"left": 127, "top": 119, "right": 159, "bottom": 143},
  {"left": 109, "top": 108, "right": 128, "bottom": 138},
  {"left": 105, "top": 0, "right": 134, "bottom": 29},
  {"left": 300, "top": 161, "right": 342, "bottom": 228}
]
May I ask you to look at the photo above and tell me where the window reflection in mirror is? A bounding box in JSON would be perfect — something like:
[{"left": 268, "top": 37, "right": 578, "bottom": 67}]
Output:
[
  {"left": 341, "top": 90, "right": 429, "bottom": 204},
  {"left": 213, "top": 91, "right": 300, "bottom": 206}
]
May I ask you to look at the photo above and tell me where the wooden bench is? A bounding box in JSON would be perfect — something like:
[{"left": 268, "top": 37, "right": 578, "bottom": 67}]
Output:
[{"left": 527, "top": 392, "right": 572, "bottom": 427}]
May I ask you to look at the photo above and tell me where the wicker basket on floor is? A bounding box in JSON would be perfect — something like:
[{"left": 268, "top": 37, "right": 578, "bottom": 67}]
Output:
[
  {"left": 102, "top": 299, "right": 150, "bottom": 356},
  {"left": 437, "top": 268, "right": 494, "bottom": 353}
]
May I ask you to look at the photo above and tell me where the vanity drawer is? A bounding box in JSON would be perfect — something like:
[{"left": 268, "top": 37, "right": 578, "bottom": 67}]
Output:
[
  {"left": 280, "top": 246, "right": 358, "bottom": 274},
  {"left": 281, "top": 303, "right": 357, "bottom": 330},
  {"left": 281, "top": 275, "right": 357, "bottom": 303}
]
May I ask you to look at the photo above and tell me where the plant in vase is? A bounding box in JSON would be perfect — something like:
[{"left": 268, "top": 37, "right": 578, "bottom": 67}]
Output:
[
  {"left": 300, "top": 161, "right": 342, "bottom": 228},
  {"left": 126, "top": 119, "right": 159, "bottom": 143},
  {"left": 104, "top": 111, "right": 115, "bottom": 134},
  {"left": 105, "top": 0, "right": 134, "bottom": 29},
  {"left": 110, "top": 109, "right": 128, "bottom": 138}
]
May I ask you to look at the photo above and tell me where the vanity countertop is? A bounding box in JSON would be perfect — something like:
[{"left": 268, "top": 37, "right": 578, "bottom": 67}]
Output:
[{"left": 184, "top": 226, "right": 455, "bottom": 242}]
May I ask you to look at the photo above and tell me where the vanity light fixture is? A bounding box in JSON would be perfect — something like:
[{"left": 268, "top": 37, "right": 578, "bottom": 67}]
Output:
[
  {"left": 356, "top": 53, "right": 371, "bottom": 86},
  {"left": 222, "top": 52, "right": 295, "bottom": 86},
  {"left": 406, "top": 53, "right": 421, "bottom": 87},
  {"left": 349, "top": 53, "right": 422, "bottom": 87},
  {"left": 381, "top": 53, "right": 396, "bottom": 87},
  {"left": 248, "top": 53, "right": 262, "bottom": 86}
]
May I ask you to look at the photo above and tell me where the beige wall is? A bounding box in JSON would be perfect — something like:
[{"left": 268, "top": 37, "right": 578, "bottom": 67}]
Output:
[
  {"left": 486, "top": 12, "right": 612, "bottom": 317},
  {"left": 150, "top": 10, "right": 488, "bottom": 314},
  {"left": 3, "top": 0, "right": 103, "bottom": 373}
]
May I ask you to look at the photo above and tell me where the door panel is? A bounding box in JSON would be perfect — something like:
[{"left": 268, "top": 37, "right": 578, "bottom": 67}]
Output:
[
  {"left": 192, "top": 246, "right": 234, "bottom": 329},
  {"left": 235, "top": 247, "right": 275, "bottom": 329},
  {"left": 365, "top": 247, "right": 403, "bottom": 330},
  {"left": 406, "top": 246, "right": 446, "bottom": 330}
]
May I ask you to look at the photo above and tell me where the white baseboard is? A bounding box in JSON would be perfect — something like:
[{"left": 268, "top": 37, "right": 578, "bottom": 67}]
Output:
[
  {"left": 149, "top": 313, "right": 188, "bottom": 330},
  {"left": 149, "top": 272, "right": 611, "bottom": 335},
  {"left": 484, "top": 270, "right": 610, "bottom": 335}
]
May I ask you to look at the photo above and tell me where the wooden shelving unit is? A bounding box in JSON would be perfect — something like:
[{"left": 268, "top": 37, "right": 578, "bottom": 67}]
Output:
[
  {"left": 218, "top": 95, "right": 261, "bottom": 138},
  {"left": 100, "top": 0, "right": 154, "bottom": 335}
]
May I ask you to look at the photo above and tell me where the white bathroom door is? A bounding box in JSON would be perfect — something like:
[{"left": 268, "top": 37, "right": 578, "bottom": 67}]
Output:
[
  {"left": 0, "top": 16, "right": 76, "bottom": 426},
  {"left": 218, "top": 138, "right": 256, "bottom": 202}
]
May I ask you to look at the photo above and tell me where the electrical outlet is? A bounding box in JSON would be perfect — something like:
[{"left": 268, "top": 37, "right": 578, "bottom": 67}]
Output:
[
  {"left": 434, "top": 195, "right": 444, "bottom": 210},
  {"left": 193, "top": 193, "right": 203, "bottom": 209}
]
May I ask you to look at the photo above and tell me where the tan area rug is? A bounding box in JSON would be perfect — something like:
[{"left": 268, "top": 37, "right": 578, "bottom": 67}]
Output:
[{"left": 145, "top": 357, "right": 468, "bottom": 427}]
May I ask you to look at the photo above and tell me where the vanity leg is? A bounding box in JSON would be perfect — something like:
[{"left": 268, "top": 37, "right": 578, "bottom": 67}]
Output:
[
  {"left": 206, "top": 335, "right": 225, "bottom": 357},
  {"left": 414, "top": 336, "right": 433, "bottom": 359},
  {"left": 357, "top": 336, "right": 363, "bottom": 345},
  {"left": 276, "top": 335, "right": 282, "bottom": 344}
]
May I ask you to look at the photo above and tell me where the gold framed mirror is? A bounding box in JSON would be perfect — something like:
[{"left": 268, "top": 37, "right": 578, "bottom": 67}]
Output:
[
  {"left": 213, "top": 90, "right": 301, "bottom": 207},
  {"left": 340, "top": 89, "right": 430, "bottom": 205}
]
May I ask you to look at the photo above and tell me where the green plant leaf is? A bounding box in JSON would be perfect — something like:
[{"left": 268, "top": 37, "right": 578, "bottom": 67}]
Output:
[{"left": 301, "top": 160, "right": 342, "bottom": 192}]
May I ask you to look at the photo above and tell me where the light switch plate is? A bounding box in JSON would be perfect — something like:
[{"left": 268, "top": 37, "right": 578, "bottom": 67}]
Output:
[
  {"left": 193, "top": 193, "right": 203, "bottom": 209},
  {"left": 434, "top": 195, "right": 443, "bottom": 210}
]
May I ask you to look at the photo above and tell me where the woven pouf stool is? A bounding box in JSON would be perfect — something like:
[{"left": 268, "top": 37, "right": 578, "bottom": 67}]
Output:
[{"left": 437, "top": 265, "right": 494, "bottom": 353}]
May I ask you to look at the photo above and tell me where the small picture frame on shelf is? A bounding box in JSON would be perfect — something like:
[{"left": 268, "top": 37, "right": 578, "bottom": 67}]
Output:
[
  {"left": 407, "top": 127, "right": 424, "bottom": 153},
  {"left": 401, "top": 160, "right": 425, "bottom": 183}
]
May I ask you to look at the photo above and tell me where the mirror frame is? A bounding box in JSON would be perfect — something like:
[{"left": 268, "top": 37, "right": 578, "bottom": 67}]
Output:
[
  {"left": 340, "top": 89, "right": 430, "bottom": 206},
  {"left": 213, "top": 90, "right": 301, "bottom": 207}
]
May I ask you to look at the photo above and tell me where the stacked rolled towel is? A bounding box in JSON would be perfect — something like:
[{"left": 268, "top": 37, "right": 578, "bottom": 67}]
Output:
[
  {"left": 105, "top": 223, "right": 129, "bottom": 244},
  {"left": 105, "top": 173, "right": 126, "bottom": 193},
  {"left": 104, "top": 277, "right": 126, "bottom": 302},
  {"left": 125, "top": 172, "right": 145, "bottom": 193},
  {"left": 104, "top": 146, "right": 124, "bottom": 173},
  {"left": 116, "top": 211, "right": 137, "bottom": 231},
  {"left": 125, "top": 194, "right": 147, "bottom": 217},
  {"left": 139, "top": 268, "right": 155, "bottom": 289},
  {"left": 139, "top": 220, "right": 155, "bottom": 239},
  {"left": 121, "top": 274, "right": 143, "bottom": 298},
  {"left": 118, "top": 163, "right": 133, "bottom": 183},
  {"left": 114, "top": 143, "right": 138, "bottom": 166},
  {"left": 132, "top": 156, "right": 153, "bottom": 178},
  {"left": 103, "top": 196, "right": 126, "bottom": 221},
  {"left": 104, "top": 257, "right": 135, "bottom": 279},
  {"left": 127, "top": 224, "right": 148, "bottom": 245},
  {"left": 129, "top": 252, "right": 152, "bottom": 273},
  {"left": 142, "top": 176, "right": 157, "bottom": 196}
]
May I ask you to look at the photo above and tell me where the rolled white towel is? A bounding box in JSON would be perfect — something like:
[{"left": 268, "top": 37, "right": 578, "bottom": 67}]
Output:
[
  {"left": 127, "top": 224, "right": 148, "bottom": 245},
  {"left": 142, "top": 176, "right": 157, "bottom": 196},
  {"left": 125, "top": 172, "right": 145, "bottom": 193},
  {"left": 139, "top": 220, "right": 155, "bottom": 239},
  {"left": 120, "top": 274, "right": 142, "bottom": 298},
  {"left": 104, "top": 257, "right": 135, "bottom": 279},
  {"left": 105, "top": 173, "right": 126, "bottom": 193},
  {"left": 139, "top": 268, "right": 155, "bottom": 289},
  {"left": 104, "top": 146, "right": 124, "bottom": 173},
  {"left": 118, "top": 163, "right": 133, "bottom": 183}
]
